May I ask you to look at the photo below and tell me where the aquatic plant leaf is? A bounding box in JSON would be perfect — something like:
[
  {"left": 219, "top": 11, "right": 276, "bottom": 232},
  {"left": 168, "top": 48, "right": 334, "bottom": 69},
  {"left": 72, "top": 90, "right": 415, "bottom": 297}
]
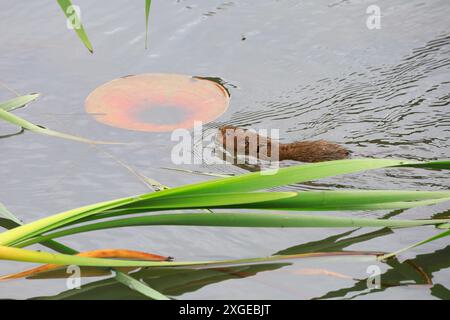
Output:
[
  {"left": 0, "top": 202, "right": 79, "bottom": 255},
  {"left": 115, "top": 190, "right": 450, "bottom": 212},
  {"left": 0, "top": 196, "right": 134, "bottom": 246},
  {"left": 83, "top": 190, "right": 450, "bottom": 223},
  {"left": 0, "top": 246, "right": 179, "bottom": 300},
  {"left": 0, "top": 245, "right": 378, "bottom": 270},
  {"left": 17, "top": 212, "right": 450, "bottom": 248},
  {"left": 0, "top": 202, "right": 22, "bottom": 225},
  {"left": 56, "top": 0, "right": 93, "bottom": 53},
  {"left": 82, "top": 160, "right": 450, "bottom": 222},
  {"left": 380, "top": 228, "right": 450, "bottom": 260},
  {"left": 0, "top": 109, "right": 120, "bottom": 144},
  {"left": 0, "top": 158, "right": 448, "bottom": 248},
  {"left": 23, "top": 265, "right": 169, "bottom": 300},
  {"left": 116, "top": 192, "right": 296, "bottom": 211},
  {"left": 35, "top": 253, "right": 376, "bottom": 300},
  {"left": 275, "top": 228, "right": 393, "bottom": 255},
  {"left": 145, "top": 0, "right": 152, "bottom": 49},
  {"left": 0, "top": 95, "right": 122, "bottom": 144},
  {"left": 131, "top": 159, "right": 450, "bottom": 198},
  {"left": 0, "top": 192, "right": 295, "bottom": 246},
  {"left": 431, "top": 284, "right": 450, "bottom": 300},
  {"left": 0, "top": 93, "right": 40, "bottom": 112},
  {"left": 80, "top": 190, "right": 450, "bottom": 223},
  {"left": 0, "top": 203, "right": 166, "bottom": 300},
  {"left": 400, "top": 160, "right": 450, "bottom": 170},
  {"left": 161, "top": 166, "right": 232, "bottom": 178},
  {"left": 140, "top": 175, "right": 170, "bottom": 191},
  {"left": 115, "top": 271, "right": 170, "bottom": 300},
  {"left": 17, "top": 190, "right": 450, "bottom": 237},
  {"left": 0, "top": 248, "right": 170, "bottom": 280}
]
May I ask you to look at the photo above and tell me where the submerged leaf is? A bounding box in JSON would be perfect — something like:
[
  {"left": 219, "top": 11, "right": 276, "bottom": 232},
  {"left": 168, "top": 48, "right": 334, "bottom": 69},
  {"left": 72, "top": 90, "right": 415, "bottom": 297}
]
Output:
[{"left": 0, "top": 93, "right": 40, "bottom": 112}]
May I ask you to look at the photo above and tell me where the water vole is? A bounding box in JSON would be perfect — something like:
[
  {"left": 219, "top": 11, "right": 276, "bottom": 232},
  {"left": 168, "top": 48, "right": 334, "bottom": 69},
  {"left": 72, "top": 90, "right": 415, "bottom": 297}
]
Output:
[{"left": 218, "top": 125, "right": 350, "bottom": 163}]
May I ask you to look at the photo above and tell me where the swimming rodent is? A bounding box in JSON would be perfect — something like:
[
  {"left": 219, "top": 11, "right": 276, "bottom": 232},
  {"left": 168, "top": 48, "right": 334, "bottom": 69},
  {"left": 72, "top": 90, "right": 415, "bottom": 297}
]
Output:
[{"left": 218, "top": 125, "right": 350, "bottom": 163}]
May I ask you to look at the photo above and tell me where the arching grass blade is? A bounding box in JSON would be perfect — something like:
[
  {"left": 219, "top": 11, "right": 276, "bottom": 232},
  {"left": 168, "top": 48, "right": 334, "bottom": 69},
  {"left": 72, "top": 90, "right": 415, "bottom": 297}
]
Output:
[{"left": 56, "top": 0, "right": 93, "bottom": 53}]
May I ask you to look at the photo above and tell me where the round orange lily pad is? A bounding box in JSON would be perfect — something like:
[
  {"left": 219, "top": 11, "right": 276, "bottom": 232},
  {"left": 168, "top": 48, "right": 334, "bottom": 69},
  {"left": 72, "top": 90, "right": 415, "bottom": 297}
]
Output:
[{"left": 85, "top": 73, "right": 230, "bottom": 132}]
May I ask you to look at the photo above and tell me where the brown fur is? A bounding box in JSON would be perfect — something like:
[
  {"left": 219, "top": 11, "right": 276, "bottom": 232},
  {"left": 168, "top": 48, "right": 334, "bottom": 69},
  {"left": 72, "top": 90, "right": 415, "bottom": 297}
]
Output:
[{"left": 218, "top": 125, "right": 349, "bottom": 163}]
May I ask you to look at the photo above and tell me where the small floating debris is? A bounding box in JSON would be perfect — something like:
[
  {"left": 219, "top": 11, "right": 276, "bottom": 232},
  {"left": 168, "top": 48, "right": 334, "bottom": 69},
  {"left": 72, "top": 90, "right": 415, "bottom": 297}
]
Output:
[{"left": 85, "top": 73, "right": 230, "bottom": 132}]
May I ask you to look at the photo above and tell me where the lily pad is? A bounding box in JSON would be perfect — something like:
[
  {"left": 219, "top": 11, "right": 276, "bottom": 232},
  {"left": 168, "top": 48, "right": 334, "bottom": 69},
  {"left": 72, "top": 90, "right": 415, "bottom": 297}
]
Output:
[{"left": 85, "top": 74, "right": 230, "bottom": 132}]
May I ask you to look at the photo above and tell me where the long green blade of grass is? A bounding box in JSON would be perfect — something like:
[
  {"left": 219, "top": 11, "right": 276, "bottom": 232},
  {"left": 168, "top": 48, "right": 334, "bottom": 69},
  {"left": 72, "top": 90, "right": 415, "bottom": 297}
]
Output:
[
  {"left": 0, "top": 159, "right": 448, "bottom": 247},
  {"left": 82, "top": 190, "right": 450, "bottom": 223},
  {"left": 0, "top": 245, "right": 378, "bottom": 269},
  {"left": 0, "top": 197, "right": 134, "bottom": 246},
  {"left": 0, "top": 95, "right": 122, "bottom": 144},
  {"left": 145, "top": 0, "right": 152, "bottom": 49},
  {"left": 0, "top": 202, "right": 168, "bottom": 299},
  {"left": 0, "top": 94, "right": 40, "bottom": 112},
  {"left": 56, "top": 0, "right": 93, "bottom": 53},
  {"left": 89, "top": 198, "right": 450, "bottom": 223},
  {"left": 0, "top": 203, "right": 78, "bottom": 255},
  {"left": 0, "top": 192, "right": 296, "bottom": 246},
  {"left": 115, "top": 190, "right": 450, "bottom": 212},
  {"left": 118, "top": 192, "right": 297, "bottom": 210},
  {"left": 123, "top": 159, "right": 449, "bottom": 199},
  {"left": 17, "top": 213, "right": 450, "bottom": 248},
  {"left": 0, "top": 203, "right": 22, "bottom": 225},
  {"left": 114, "top": 271, "right": 170, "bottom": 300},
  {"left": 162, "top": 166, "right": 232, "bottom": 178},
  {"left": 380, "top": 228, "right": 450, "bottom": 260},
  {"left": 69, "top": 159, "right": 450, "bottom": 225}
]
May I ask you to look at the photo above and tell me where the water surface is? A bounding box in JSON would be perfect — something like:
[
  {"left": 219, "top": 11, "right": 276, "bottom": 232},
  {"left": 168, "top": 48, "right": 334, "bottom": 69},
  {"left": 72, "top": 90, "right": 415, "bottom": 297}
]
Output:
[{"left": 0, "top": 0, "right": 449, "bottom": 299}]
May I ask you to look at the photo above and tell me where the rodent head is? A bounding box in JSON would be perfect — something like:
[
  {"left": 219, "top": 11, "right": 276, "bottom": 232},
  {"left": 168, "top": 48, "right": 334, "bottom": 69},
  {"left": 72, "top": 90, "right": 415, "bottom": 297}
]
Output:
[{"left": 217, "top": 125, "right": 276, "bottom": 160}]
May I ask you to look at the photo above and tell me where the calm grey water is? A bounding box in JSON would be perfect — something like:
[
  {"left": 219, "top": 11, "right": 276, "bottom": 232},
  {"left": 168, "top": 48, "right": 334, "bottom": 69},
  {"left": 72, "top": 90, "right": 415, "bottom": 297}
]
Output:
[{"left": 0, "top": 0, "right": 449, "bottom": 299}]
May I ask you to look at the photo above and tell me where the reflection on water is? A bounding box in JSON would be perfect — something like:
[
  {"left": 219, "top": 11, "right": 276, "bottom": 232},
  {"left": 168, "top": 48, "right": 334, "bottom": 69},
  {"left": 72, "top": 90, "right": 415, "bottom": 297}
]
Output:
[
  {"left": 0, "top": 0, "right": 449, "bottom": 299},
  {"left": 32, "top": 228, "right": 449, "bottom": 300},
  {"left": 0, "top": 127, "right": 24, "bottom": 140},
  {"left": 315, "top": 245, "right": 450, "bottom": 300}
]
